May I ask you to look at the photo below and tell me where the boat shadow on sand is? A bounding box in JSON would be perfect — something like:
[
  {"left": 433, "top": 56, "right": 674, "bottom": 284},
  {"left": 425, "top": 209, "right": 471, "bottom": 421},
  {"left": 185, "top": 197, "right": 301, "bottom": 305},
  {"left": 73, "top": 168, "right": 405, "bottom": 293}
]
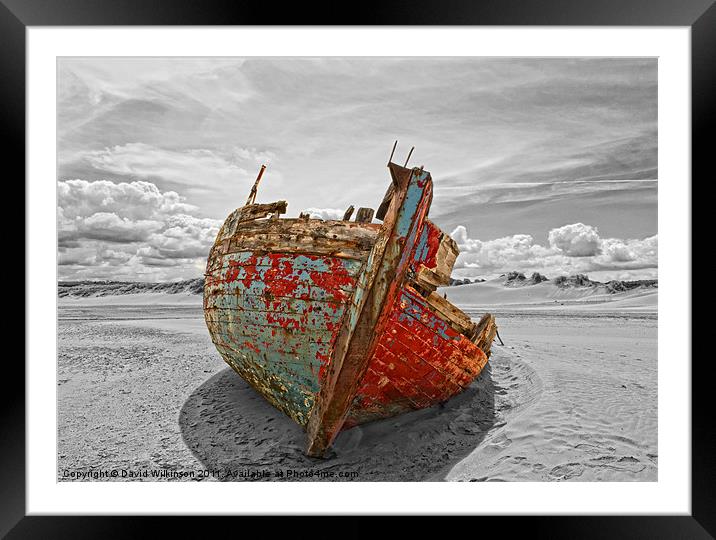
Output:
[{"left": 179, "top": 363, "right": 495, "bottom": 481}]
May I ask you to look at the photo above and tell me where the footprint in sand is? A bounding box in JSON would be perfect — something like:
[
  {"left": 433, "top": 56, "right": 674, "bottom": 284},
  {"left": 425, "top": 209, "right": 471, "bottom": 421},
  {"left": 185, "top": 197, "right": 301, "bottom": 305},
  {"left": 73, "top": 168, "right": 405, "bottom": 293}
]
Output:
[
  {"left": 483, "top": 433, "right": 512, "bottom": 457},
  {"left": 549, "top": 462, "right": 585, "bottom": 480}
]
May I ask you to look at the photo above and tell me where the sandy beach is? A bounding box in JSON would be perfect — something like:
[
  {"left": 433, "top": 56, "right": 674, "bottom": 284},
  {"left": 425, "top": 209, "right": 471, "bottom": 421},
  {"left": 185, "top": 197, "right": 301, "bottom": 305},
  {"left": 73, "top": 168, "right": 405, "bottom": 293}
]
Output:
[{"left": 58, "top": 282, "right": 657, "bottom": 482}]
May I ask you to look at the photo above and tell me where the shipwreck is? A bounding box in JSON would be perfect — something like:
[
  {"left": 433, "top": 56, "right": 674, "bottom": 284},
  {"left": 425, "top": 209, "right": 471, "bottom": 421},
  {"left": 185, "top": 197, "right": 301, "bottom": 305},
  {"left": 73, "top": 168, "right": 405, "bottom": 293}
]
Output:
[{"left": 203, "top": 143, "right": 498, "bottom": 457}]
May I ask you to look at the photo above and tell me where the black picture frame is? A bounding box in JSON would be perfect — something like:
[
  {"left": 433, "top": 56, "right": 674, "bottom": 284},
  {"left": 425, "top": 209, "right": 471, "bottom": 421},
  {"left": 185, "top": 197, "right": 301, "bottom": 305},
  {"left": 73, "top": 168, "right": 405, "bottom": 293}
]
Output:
[{"left": 7, "top": 0, "right": 709, "bottom": 537}]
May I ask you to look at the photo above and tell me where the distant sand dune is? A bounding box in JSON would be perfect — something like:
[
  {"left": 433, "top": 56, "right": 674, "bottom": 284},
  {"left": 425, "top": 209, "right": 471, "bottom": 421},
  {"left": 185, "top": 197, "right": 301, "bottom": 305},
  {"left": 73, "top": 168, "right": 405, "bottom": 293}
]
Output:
[
  {"left": 58, "top": 274, "right": 657, "bottom": 313},
  {"left": 440, "top": 276, "right": 657, "bottom": 313}
]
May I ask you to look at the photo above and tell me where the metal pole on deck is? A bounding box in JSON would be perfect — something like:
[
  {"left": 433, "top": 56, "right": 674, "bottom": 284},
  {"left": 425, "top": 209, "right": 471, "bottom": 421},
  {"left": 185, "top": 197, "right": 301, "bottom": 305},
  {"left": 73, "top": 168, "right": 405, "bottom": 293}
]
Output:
[
  {"left": 403, "top": 147, "right": 414, "bottom": 168},
  {"left": 388, "top": 140, "right": 398, "bottom": 164}
]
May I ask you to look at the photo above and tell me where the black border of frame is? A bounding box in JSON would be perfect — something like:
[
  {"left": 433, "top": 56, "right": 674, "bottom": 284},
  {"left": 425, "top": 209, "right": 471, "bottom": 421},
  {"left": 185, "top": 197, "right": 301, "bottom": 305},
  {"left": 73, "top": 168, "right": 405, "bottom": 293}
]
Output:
[{"left": 5, "top": 1, "right": 710, "bottom": 537}]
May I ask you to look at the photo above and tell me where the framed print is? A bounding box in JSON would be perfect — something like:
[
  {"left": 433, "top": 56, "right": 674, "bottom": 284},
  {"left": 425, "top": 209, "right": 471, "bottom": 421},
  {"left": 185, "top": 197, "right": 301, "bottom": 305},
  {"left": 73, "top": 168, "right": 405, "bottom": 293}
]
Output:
[{"left": 8, "top": 0, "right": 710, "bottom": 536}]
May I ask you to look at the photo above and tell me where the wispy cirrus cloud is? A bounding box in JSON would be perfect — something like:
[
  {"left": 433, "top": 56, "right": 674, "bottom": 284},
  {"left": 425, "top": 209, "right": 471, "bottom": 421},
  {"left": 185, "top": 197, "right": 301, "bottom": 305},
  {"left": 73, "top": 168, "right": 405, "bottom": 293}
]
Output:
[{"left": 78, "top": 143, "right": 274, "bottom": 188}]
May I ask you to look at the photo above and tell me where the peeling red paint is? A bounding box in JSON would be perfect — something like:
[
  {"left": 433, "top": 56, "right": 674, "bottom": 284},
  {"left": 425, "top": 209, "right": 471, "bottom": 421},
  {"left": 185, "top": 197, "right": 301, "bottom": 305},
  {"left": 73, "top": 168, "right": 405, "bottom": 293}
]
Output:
[
  {"left": 420, "top": 221, "right": 443, "bottom": 270},
  {"left": 344, "top": 281, "right": 488, "bottom": 427}
]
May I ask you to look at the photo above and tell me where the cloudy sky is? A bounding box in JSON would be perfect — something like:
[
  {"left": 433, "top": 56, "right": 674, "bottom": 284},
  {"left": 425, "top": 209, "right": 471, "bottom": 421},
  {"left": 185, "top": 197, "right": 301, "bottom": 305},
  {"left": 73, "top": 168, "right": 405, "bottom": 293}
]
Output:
[{"left": 57, "top": 57, "right": 657, "bottom": 282}]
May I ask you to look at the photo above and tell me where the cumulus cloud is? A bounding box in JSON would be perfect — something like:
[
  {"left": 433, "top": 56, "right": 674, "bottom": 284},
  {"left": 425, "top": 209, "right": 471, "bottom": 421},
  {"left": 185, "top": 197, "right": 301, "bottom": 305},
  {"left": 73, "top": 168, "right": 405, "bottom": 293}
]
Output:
[
  {"left": 452, "top": 228, "right": 553, "bottom": 272},
  {"left": 59, "top": 244, "right": 136, "bottom": 267},
  {"left": 303, "top": 208, "right": 345, "bottom": 220},
  {"left": 59, "top": 178, "right": 197, "bottom": 220},
  {"left": 450, "top": 222, "right": 657, "bottom": 280},
  {"left": 61, "top": 212, "right": 163, "bottom": 243},
  {"left": 600, "top": 238, "right": 634, "bottom": 262},
  {"left": 58, "top": 179, "right": 221, "bottom": 280},
  {"left": 451, "top": 225, "right": 482, "bottom": 253},
  {"left": 548, "top": 222, "right": 601, "bottom": 256},
  {"left": 594, "top": 235, "right": 657, "bottom": 268},
  {"left": 142, "top": 214, "right": 220, "bottom": 261}
]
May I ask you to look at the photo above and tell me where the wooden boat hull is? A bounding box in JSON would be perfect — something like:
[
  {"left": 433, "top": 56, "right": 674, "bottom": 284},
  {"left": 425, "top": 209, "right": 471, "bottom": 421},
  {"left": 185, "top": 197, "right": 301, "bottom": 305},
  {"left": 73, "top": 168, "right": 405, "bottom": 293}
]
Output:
[{"left": 203, "top": 161, "right": 497, "bottom": 456}]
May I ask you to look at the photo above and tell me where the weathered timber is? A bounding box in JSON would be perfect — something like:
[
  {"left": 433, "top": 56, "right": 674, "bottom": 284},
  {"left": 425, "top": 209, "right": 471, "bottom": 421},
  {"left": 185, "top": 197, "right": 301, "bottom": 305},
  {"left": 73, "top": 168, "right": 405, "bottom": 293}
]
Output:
[
  {"left": 375, "top": 182, "right": 395, "bottom": 221},
  {"left": 218, "top": 200, "right": 288, "bottom": 240},
  {"left": 220, "top": 218, "right": 380, "bottom": 241},
  {"left": 245, "top": 164, "right": 267, "bottom": 206},
  {"left": 235, "top": 200, "right": 287, "bottom": 222},
  {"left": 224, "top": 234, "right": 373, "bottom": 261},
  {"left": 342, "top": 205, "right": 355, "bottom": 221},
  {"left": 473, "top": 313, "right": 498, "bottom": 357},
  {"left": 355, "top": 207, "right": 375, "bottom": 223},
  {"left": 424, "top": 290, "right": 475, "bottom": 334},
  {"left": 210, "top": 218, "right": 381, "bottom": 261},
  {"left": 408, "top": 219, "right": 458, "bottom": 292},
  {"left": 414, "top": 265, "right": 446, "bottom": 291},
  {"left": 433, "top": 232, "right": 459, "bottom": 278}
]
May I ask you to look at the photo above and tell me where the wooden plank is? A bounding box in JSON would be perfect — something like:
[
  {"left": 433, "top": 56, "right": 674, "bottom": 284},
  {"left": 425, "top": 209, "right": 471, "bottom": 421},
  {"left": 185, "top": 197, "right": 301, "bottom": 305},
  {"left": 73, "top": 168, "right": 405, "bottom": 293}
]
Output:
[
  {"left": 235, "top": 201, "right": 288, "bottom": 223},
  {"left": 205, "top": 274, "right": 355, "bottom": 304},
  {"left": 210, "top": 213, "right": 380, "bottom": 258},
  {"left": 375, "top": 181, "right": 395, "bottom": 221},
  {"left": 204, "top": 291, "right": 347, "bottom": 316},
  {"left": 424, "top": 289, "right": 475, "bottom": 334},
  {"left": 204, "top": 250, "right": 362, "bottom": 306},
  {"left": 210, "top": 325, "right": 333, "bottom": 358},
  {"left": 229, "top": 218, "right": 380, "bottom": 241},
  {"left": 206, "top": 250, "right": 365, "bottom": 277},
  {"left": 204, "top": 306, "right": 344, "bottom": 332},
  {"left": 414, "top": 264, "right": 447, "bottom": 290},
  {"left": 225, "top": 234, "right": 373, "bottom": 261},
  {"left": 473, "top": 313, "right": 498, "bottom": 357},
  {"left": 342, "top": 205, "right": 355, "bottom": 221},
  {"left": 210, "top": 218, "right": 380, "bottom": 260},
  {"left": 206, "top": 267, "right": 358, "bottom": 294},
  {"left": 434, "top": 234, "right": 459, "bottom": 278},
  {"left": 355, "top": 207, "right": 374, "bottom": 223},
  {"left": 217, "top": 201, "right": 288, "bottom": 240}
]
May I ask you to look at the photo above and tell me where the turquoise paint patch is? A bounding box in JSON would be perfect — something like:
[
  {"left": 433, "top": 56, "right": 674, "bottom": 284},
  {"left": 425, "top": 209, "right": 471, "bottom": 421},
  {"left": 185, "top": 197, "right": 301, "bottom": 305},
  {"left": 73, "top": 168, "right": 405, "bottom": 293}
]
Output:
[
  {"left": 204, "top": 250, "right": 361, "bottom": 425},
  {"left": 395, "top": 289, "right": 459, "bottom": 344},
  {"left": 209, "top": 251, "right": 363, "bottom": 276}
]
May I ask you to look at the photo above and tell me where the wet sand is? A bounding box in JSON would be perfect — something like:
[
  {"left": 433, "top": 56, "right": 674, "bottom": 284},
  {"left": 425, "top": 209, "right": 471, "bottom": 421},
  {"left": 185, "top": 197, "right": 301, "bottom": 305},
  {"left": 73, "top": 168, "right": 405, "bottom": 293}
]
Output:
[{"left": 57, "top": 299, "right": 656, "bottom": 481}]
